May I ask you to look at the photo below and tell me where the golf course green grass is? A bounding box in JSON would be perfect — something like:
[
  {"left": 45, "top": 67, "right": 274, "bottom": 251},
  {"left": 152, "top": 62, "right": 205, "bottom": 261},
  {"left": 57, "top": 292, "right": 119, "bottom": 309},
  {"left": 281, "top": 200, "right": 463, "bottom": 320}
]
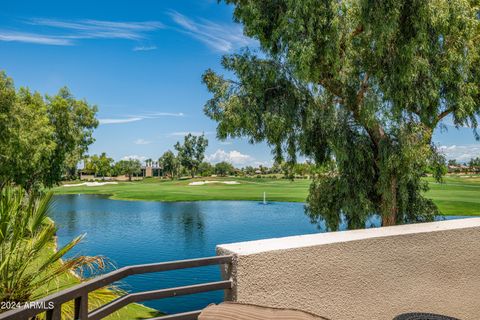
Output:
[
  {"left": 55, "top": 177, "right": 310, "bottom": 202},
  {"left": 424, "top": 175, "right": 480, "bottom": 216},
  {"left": 53, "top": 175, "right": 480, "bottom": 216}
]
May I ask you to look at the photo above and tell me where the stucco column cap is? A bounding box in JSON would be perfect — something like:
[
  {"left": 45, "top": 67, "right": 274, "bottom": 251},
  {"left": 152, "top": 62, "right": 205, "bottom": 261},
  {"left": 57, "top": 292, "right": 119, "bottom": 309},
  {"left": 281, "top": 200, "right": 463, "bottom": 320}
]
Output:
[{"left": 217, "top": 218, "right": 480, "bottom": 255}]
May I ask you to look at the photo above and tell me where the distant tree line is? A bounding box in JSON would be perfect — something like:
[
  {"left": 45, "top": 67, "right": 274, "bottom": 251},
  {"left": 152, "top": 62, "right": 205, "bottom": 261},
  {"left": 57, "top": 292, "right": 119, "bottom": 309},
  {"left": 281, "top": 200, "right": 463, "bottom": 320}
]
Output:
[
  {"left": 83, "top": 149, "right": 325, "bottom": 181},
  {"left": 82, "top": 154, "right": 143, "bottom": 181},
  {"left": 446, "top": 158, "right": 480, "bottom": 174},
  {"left": 81, "top": 132, "right": 330, "bottom": 180},
  {"left": 82, "top": 133, "right": 209, "bottom": 180}
]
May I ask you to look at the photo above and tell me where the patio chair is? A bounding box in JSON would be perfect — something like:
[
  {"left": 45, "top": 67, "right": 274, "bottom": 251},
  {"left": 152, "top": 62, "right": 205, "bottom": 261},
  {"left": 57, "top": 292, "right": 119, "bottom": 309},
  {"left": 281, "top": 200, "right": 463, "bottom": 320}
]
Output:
[{"left": 393, "top": 313, "right": 460, "bottom": 320}]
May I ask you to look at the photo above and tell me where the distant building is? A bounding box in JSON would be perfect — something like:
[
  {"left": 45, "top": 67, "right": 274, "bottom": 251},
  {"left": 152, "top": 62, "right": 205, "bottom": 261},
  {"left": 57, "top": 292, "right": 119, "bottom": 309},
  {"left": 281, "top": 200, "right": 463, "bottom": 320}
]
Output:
[{"left": 141, "top": 161, "right": 162, "bottom": 177}]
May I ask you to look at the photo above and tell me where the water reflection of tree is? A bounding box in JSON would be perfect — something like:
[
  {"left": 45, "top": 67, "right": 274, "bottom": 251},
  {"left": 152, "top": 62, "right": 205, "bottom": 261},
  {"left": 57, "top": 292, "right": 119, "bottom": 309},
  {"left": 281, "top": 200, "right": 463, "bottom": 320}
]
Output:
[
  {"left": 161, "top": 202, "right": 206, "bottom": 247},
  {"left": 51, "top": 195, "right": 80, "bottom": 234}
]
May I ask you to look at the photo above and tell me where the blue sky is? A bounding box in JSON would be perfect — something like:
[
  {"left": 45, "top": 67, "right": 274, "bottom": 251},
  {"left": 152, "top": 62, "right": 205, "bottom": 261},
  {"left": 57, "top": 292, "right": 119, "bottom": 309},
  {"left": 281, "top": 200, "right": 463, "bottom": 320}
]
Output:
[{"left": 1, "top": 1, "right": 479, "bottom": 166}]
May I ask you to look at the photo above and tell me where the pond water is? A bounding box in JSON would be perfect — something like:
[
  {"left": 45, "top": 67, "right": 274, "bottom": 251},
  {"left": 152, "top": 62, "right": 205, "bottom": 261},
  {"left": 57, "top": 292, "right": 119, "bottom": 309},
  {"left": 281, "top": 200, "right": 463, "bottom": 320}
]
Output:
[{"left": 50, "top": 194, "right": 466, "bottom": 315}]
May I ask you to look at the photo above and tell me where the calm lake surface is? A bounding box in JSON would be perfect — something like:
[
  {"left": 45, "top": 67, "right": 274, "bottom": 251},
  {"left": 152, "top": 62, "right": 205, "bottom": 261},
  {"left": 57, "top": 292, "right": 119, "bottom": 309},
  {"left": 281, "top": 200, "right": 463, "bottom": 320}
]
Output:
[{"left": 50, "top": 194, "right": 466, "bottom": 314}]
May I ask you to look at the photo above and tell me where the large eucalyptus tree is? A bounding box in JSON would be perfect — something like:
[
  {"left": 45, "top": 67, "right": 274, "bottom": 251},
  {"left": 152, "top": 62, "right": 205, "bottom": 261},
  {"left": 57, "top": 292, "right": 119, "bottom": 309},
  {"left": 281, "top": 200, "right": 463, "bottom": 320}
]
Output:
[{"left": 203, "top": 1, "right": 480, "bottom": 229}]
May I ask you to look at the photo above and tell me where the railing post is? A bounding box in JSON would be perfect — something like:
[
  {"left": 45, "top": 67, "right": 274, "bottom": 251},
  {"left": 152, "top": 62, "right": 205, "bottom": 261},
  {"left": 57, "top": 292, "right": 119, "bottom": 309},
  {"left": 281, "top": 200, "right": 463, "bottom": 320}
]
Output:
[
  {"left": 74, "top": 293, "right": 89, "bottom": 319},
  {"left": 46, "top": 304, "right": 62, "bottom": 320}
]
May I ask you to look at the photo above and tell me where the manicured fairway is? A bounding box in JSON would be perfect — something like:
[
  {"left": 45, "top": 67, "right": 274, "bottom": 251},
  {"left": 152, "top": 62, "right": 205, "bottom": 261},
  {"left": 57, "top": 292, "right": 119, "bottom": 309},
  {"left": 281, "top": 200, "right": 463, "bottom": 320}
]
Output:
[
  {"left": 53, "top": 175, "right": 480, "bottom": 216},
  {"left": 54, "top": 177, "right": 311, "bottom": 202},
  {"left": 424, "top": 175, "right": 480, "bottom": 216}
]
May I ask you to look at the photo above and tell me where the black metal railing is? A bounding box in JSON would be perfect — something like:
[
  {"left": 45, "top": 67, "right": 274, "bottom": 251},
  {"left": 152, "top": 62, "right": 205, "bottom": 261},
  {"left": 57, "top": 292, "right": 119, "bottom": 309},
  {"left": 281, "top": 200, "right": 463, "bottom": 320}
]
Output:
[{"left": 0, "top": 255, "right": 233, "bottom": 320}]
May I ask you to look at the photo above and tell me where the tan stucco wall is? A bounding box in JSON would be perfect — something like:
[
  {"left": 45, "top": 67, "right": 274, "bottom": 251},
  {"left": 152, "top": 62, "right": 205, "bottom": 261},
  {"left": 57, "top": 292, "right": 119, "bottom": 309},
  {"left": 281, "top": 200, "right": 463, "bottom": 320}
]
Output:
[
  {"left": 217, "top": 219, "right": 480, "bottom": 320},
  {"left": 145, "top": 167, "right": 153, "bottom": 177},
  {"left": 79, "top": 174, "right": 95, "bottom": 180}
]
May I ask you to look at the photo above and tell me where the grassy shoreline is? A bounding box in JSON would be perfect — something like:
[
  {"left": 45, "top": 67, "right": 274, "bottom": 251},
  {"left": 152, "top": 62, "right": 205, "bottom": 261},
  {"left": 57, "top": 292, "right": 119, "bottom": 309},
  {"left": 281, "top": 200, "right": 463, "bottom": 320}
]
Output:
[{"left": 53, "top": 175, "right": 480, "bottom": 216}]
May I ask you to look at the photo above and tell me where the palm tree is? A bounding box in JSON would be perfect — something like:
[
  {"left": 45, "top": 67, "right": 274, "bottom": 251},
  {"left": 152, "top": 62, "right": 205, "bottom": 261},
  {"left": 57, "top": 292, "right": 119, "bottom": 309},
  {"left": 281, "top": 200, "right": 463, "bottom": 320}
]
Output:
[{"left": 0, "top": 187, "right": 114, "bottom": 315}]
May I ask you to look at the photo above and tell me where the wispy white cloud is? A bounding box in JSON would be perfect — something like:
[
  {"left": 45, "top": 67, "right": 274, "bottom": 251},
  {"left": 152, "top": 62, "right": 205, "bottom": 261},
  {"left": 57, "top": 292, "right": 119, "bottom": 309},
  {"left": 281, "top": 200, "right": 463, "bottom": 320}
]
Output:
[
  {"left": 121, "top": 155, "right": 147, "bottom": 162},
  {"left": 168, "top": 11, "right": 255, "bottom": 52},
  {"left": 1, "top": 18, "right": 163, "bottom": 47},
  {"left": 438, "top": 144, "right": 480, "bottom": 162},
  {"left": 133, "top": 45, "right": 157, "bottom": 51},
  {"left": 0, "top": 31, "right": 73, "bottom": 46},
  {"left": 27, "top": 18, "right": 164, "bottom": 41},
  {"left": 3, "top": 15, "right": 255, "bottom": 51},
  {"left": 38, "top": 19, "right": 163, "bottom": 30},
  {"left": 99, "top": 112, "right": 185, "bottom": 125},
  {"left": 148, "top": 112, "right": 184, "bottom": 117},
  {"left": 99, "top": 117, "right": 143, "bottom": 125},
  {"left": 207, "top": 149, "right": 255, "bottom": 166},
  {"left": 134, "top": 138, "right": 152, "bottom": 145}
]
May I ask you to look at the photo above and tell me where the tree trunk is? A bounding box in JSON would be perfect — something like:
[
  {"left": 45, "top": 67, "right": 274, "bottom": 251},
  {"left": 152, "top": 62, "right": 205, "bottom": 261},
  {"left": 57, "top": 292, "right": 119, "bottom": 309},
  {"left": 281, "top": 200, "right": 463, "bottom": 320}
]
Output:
[
  {"left": 381, "top": 176, "right": 398, "bottom": 226},
  {"left": 128, "top": 174, "right": 132, "bottom": 181}
]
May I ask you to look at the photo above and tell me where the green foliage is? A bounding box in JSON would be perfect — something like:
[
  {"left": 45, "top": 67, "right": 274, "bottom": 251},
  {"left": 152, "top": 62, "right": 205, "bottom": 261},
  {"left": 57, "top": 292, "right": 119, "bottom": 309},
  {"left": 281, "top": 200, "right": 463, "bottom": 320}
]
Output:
[
  {"left": 0, "top": 187, "right": 106, "bottom": 306},
  {"left": 114, "top": 159, "right": 142, "bottom": 181},
  {"left": 198, "top": 162, "right": 214, "bottom": 177},
  {"left": 280, "top": 161, "right": 319, "bottom": 178},
  {"left": 174, "top": 134, "right": 209, "bottom": 178},
  {"left": 469, "top": 157, "right": 480, "bottom": 167},
  {"left": 159, "top": 150, "right": 179, "bottom": 179},
  {"left": 203, "top": 0, "right": 480, "bottom": 228},
  {"left": 243, "top": 166, "right": 256, "bottom": 175},
  {"left": 85, "top": 153, "right": 114, "bottom": 179},
  {"left": 0, "top": 84, "right": 55, "bottom": 190},
  {"left": 466, "top": 157, "right": 480, "bottom": 173},
  {"left": 45, "top": 88, "right": 98, "bottom": 184},
  {"left": 448, "top": 159, "right": 460, "bottom": 166},
  {"left": 0, "top": 72, "right": 98, "bottom": 190},
  {"left": 145, "top": 158, "right": 153, "bottom": 167},
  {"left": 214, "top": 161, "right": 235, "bottom": 176}
]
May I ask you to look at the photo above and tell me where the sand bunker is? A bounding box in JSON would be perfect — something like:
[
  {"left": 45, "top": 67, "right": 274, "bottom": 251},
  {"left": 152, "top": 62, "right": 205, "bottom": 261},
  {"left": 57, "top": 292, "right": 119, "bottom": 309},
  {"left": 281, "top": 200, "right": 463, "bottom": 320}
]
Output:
[
  {"left": 188, "top": 181, "right": 240, "bottom": 186},
  {"left": 63, "top": 182, "right": 118, "bottom": 187}
]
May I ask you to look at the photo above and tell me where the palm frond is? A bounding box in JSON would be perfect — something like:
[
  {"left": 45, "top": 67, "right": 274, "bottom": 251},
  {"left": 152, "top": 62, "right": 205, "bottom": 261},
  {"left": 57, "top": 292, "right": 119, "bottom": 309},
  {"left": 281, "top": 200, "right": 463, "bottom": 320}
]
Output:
[{"left": 0, "top": 186, "right": 114, "bottom": 319}]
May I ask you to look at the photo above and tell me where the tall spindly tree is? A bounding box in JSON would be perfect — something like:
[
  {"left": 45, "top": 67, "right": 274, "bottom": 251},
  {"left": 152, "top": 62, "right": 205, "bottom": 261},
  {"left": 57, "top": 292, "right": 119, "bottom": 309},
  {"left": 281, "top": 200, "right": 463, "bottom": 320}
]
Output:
[
  {"left": 203, "top": 1, "right": 480, "bottom": 229},
  {"left": 174, "top": 134, "right": 209, "bottom": 178},
  {"left": 159, "top": 150, "right": 179, "bottom": 179}
]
